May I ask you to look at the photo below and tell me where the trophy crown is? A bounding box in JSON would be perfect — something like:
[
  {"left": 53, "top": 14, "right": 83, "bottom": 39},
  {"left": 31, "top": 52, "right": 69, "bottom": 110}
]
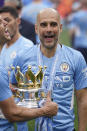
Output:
[{"left": 11, "top": 65, "right": 46, "bottom": 89}]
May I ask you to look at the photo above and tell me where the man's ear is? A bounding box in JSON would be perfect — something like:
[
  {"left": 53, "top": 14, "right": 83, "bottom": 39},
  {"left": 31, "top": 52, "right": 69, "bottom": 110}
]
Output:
[
  {"left": 60, "top": 24, "right": 62, "bottom": 33},
  {"left": 35, "top": 24, "right": 38, "bottom": 35},
  {"left": 16, "top": 17, "right": 21, "bottom": 25}
]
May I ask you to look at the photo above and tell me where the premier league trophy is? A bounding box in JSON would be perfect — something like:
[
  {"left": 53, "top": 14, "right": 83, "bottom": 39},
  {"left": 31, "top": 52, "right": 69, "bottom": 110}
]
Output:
[{"left": 11, "top": 65, "right": 47, "bottom": 108}]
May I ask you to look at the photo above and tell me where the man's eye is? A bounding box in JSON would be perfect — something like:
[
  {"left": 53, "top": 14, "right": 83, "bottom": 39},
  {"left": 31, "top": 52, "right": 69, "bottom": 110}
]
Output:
[
  {"left": 40, "top": 23, "right": 47, "bottom": 27},
  {"left": 0, "top": 21, "right": 3, "bottom": 25},
  {"left": 51, "top": 22, "right": 58, "bottom": 27},
  {"left": 4, "top": 18, "right": 10, "bottom": 22}
]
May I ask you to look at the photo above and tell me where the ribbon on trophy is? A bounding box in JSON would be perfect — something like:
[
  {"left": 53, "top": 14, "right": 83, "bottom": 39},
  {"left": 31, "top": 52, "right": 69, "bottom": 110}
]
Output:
[{"left": 35, "top": 44, "right": 61, "bottom": 131}]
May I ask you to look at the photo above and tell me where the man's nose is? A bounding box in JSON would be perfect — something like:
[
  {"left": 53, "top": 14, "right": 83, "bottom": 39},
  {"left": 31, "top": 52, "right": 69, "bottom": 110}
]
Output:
[
  {"left": 46, "top": 24, "right": 52, "bottom": 31},
  {"left": 3, "top": 20, "right": 8, "bottom": 26}
]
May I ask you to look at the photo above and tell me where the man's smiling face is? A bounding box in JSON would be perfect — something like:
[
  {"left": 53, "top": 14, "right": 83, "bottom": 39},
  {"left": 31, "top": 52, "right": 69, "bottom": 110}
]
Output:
[{"left": 35, "top": 8, "right": 62, "bottom": 50}]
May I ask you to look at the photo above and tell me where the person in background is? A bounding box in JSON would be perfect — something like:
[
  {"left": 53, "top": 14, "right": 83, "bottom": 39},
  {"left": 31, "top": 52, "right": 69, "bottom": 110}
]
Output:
[
  {"left": 21, "top": 0, "right": 52, "bottom": 44},
  {"left": 21, "top": 0, "right": 51, "bottom": 25},
  {"left": 68, "top": 0, "right": 87, "bottom": 63},
  {"left": 49, "top": 0, "right": 61, "bottom": 9},
  {"left": 4, "top": 0, "right": 36, "bottom": 44},
  {"left": 11, "top": 8, "right": 87, "bottom": 131},
  {"left": 21, "top": 0, "right": 33, "bottom": 6},
  {"left": 0, "top": 6, "right": 33, "bottom": 131},
  {"left": 66, "top": 0, "right": 81, "bottom": 47}
]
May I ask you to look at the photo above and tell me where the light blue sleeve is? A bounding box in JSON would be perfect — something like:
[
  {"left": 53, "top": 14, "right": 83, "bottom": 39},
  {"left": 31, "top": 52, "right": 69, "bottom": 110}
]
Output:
[
  {"left": 10, "top": 53, "right": 23, "bottom": 84},
  {"left": 10, "top": 47, "right": 34, "bottom": 84},
  {"left": 74, "top": 53, "right": 87, "bottom": 90},
  {"left": 0, "top": 66, "right": 12, "bottom": 101},
  {"left": 67, "top": 13, "right": 77, "bottom": 29}
]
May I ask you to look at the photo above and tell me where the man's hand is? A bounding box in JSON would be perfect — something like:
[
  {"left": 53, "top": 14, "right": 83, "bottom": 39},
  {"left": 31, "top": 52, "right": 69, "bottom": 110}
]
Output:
[
  {"left": 43, "top": 91, "right": 58, "bottom": 117},
  {"left": 9, "top": 83, "right": 18, "bottom": 93}
]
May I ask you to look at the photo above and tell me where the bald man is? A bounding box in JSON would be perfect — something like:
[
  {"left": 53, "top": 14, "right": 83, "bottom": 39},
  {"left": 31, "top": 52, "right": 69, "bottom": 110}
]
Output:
[
  {"left": 0, "top": 15, "right": 58, "bottom": 131},
  {"left": 10, "top": 8, "right": 87, "bottom": 131}
]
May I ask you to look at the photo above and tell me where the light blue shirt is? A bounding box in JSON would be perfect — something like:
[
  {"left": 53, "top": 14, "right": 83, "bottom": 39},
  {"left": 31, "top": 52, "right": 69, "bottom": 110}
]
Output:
[
  {"left": 0, "top": 65, "right": 14, "bottom": 131},
  {"left": 68, "top": 10, "right": 87, "bottom": 48},
  {"left": 0, "top": 65, "right": 12, "bottom": 101},
  {"left": 0, "top": 36, "right": 33, "bottom": 131},
  {"left": 21, "top": 2, "right": 51, "bottom": 24},
  {"left": 11, "top": 44, "right": 87, "bottom": 131},
  {"left": 22, "top": 0, "right": 53, "bottom": 6},
  {"left": 0, "top": 36, "right": 33, "bottom": 69}
]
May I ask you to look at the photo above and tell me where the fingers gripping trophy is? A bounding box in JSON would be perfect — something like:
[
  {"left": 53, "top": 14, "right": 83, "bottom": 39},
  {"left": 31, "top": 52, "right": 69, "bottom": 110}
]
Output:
[{"left": 11, "top": 65, "right": 47, "bottom": 108}]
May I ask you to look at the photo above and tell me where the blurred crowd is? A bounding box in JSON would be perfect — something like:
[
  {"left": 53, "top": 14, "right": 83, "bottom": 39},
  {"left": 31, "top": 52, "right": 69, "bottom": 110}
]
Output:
[
  {"left": 0, "top": 0, "right": 81, "bottom": 44},
  {"left": 0, "top": 0, "right": 81, "bottom": 24},
  {"left": 0, "top": 0, "right": 87, "bottom": 62}
]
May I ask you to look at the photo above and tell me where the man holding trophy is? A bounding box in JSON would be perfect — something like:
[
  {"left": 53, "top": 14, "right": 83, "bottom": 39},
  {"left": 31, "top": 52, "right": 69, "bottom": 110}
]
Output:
[
  {"left": 0, "top": 15, "right": 58, "bottom": 130},
  {"left": 11, "top": 8, "right": 87, "bottom": 131}
]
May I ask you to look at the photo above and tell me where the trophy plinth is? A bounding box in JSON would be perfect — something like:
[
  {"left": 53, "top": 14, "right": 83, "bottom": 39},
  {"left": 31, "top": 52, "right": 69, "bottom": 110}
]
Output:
[{"left": 11, "top": 66, "right": 47, "bottom": 108}]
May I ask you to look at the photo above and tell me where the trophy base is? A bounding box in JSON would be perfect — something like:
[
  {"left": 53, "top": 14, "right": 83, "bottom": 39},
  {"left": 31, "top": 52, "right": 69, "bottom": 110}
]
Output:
[{"left": 17, "top": 99, "right": 38, "bottom": 108}]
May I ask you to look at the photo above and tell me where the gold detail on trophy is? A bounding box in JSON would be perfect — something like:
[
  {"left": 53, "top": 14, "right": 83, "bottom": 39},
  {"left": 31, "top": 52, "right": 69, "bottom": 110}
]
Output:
[
  {"left": 12, "top": 65, "right": 46, "bottom": 88},
  {"left": 11, "top": 65, "right": 47, "bottom": 107}
]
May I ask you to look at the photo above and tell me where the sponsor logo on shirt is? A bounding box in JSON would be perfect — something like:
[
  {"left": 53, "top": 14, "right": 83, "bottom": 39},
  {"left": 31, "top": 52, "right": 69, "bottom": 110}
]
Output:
[
  {"left": 55, "top": 76, "right": 70, "bottom": 82},
  {"left": 63, "top": 76, "right": 70, "bottom": 82}
]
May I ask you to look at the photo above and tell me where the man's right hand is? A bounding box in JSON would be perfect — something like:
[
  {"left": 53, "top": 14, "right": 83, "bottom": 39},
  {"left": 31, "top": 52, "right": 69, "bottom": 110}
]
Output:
[{"left": 42, "top": 91, "right": 58, "bottom": 117}]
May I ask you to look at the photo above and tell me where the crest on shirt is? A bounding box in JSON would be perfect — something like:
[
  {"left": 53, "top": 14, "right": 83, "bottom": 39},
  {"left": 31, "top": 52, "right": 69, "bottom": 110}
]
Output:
[
  {"left": 60, "top": 63, "right": 69, "bottom": 72},
  {"left": 10, "top": 51, "right": 16, "bottom": 59}
]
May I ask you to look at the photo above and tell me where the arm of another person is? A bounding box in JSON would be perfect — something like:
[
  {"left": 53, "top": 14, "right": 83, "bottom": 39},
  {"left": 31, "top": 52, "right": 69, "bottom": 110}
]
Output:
[
  {"left": 0, "top": 66, "right": 58, "bottom": 123},
  {"left": 0, "top": 94, "right": 58, "bottom": 123},
  {"left": 74, "top": 52, "right": 87, "bottom": 131},
  {"left": 75, "top": 88, "right": 87, "bottom": 131}
]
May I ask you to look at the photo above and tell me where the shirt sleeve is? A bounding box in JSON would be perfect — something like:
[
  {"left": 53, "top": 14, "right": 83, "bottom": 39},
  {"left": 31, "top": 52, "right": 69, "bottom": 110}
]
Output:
[
  {"left": 74, "top": 52, "right": 87, "bottom": 90},
  {"left": 10, "top": 48, "right": 30, "bottom": 84},
  {"left": 0, "top": 66, "right": 12, "bottom": 101},
  {"left": 10, "top": 46, "right": 35, "bottom": 84},
  {"left": 10, "top": 53, "right": 22, "bottom": 84}
]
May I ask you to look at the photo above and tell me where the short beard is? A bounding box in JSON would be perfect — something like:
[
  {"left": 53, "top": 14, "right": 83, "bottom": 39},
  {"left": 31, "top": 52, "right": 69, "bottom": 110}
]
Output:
[
  {"left": 0, "top": 37, "right": 9, "bottom": 47},
  {"left": 40, "top": 39, "right": 58, "bottom": 50}
]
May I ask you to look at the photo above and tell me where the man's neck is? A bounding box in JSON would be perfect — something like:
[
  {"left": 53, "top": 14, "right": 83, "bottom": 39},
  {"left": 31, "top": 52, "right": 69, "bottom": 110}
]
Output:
[
  {"left": 40, "top": 44, "right": 57, "bottom": 58},
  {"left": 6, "top": 33, "right": 21, "bottom": 48}
]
